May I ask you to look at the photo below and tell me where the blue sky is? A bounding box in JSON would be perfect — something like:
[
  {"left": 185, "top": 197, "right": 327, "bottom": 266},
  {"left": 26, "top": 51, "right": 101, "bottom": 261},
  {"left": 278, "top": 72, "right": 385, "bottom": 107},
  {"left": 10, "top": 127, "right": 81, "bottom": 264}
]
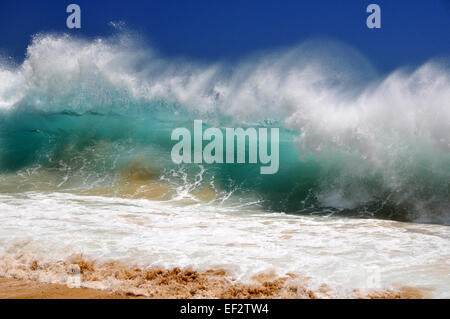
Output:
[{"left": 0, "top": 0, "right": 449, "bottom": 72}]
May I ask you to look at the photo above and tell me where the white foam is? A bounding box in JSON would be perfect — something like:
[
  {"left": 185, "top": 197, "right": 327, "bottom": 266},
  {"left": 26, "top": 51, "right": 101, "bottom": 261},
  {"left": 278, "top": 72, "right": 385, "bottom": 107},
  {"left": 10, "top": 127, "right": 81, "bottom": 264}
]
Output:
[{"left": 0, "top": 192, "right": 448, "bottom": 297}]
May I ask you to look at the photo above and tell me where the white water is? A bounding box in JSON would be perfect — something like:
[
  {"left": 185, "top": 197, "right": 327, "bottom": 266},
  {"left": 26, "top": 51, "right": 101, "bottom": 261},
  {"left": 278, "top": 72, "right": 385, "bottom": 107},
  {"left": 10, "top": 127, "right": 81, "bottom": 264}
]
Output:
[{"left": 0, "top": 192, "right": 448, "bottom": 297}]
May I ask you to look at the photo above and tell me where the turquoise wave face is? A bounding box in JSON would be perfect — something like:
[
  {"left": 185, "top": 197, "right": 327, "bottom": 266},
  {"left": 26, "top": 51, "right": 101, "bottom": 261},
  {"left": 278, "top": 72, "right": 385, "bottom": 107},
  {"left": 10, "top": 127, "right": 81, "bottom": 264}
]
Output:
[
  {"left": 0, "top": 104, "right": 449, "bottom": 225},
  {"left": 0, "top": 33, "right": 449, "bottom": 225}
]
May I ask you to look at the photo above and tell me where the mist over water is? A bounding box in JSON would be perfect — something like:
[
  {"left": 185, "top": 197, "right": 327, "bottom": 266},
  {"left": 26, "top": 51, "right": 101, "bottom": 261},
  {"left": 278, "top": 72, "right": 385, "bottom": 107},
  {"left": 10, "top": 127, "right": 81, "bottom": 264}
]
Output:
[{"left": 0, "top": 33, "right": 449, "bottom": 225}]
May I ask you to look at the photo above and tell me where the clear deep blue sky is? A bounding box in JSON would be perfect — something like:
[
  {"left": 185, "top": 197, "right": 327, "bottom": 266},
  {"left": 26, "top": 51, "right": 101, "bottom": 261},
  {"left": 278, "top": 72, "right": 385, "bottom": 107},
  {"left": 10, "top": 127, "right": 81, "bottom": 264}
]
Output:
[{"left": 0, "top": 0, "right": 449, "bottom": 72}]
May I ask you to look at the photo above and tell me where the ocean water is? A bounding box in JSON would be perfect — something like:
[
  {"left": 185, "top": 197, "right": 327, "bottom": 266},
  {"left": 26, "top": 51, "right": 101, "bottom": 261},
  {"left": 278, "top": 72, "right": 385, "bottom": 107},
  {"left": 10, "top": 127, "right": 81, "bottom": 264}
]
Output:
[{"left": 0, "top": 33, "right": 449, "bottom": 297}]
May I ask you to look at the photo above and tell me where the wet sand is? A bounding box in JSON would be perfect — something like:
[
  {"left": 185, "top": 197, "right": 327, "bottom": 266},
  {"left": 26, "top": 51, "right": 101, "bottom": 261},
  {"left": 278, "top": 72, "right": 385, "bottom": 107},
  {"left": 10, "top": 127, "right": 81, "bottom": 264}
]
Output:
[
  {"left": 0, "top": 275, "right": 426, "bottom": 299},
  {"left": 0, "top": 277, "right": 131, "bottom": 299}
]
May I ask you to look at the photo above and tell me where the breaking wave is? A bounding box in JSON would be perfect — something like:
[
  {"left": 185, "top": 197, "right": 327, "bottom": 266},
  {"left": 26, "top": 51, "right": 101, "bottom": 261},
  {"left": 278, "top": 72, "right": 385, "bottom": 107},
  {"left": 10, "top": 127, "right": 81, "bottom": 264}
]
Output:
[{"left": 0, "top": 33, "right": 449, "bottom": 224}]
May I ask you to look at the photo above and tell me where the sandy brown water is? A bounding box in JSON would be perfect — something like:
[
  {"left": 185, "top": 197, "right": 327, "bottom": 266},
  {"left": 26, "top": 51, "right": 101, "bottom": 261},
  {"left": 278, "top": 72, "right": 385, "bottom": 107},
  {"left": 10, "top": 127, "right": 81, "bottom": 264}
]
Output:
[{"left": 0, "top": 255, "right": 428, "bottom": 299}]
